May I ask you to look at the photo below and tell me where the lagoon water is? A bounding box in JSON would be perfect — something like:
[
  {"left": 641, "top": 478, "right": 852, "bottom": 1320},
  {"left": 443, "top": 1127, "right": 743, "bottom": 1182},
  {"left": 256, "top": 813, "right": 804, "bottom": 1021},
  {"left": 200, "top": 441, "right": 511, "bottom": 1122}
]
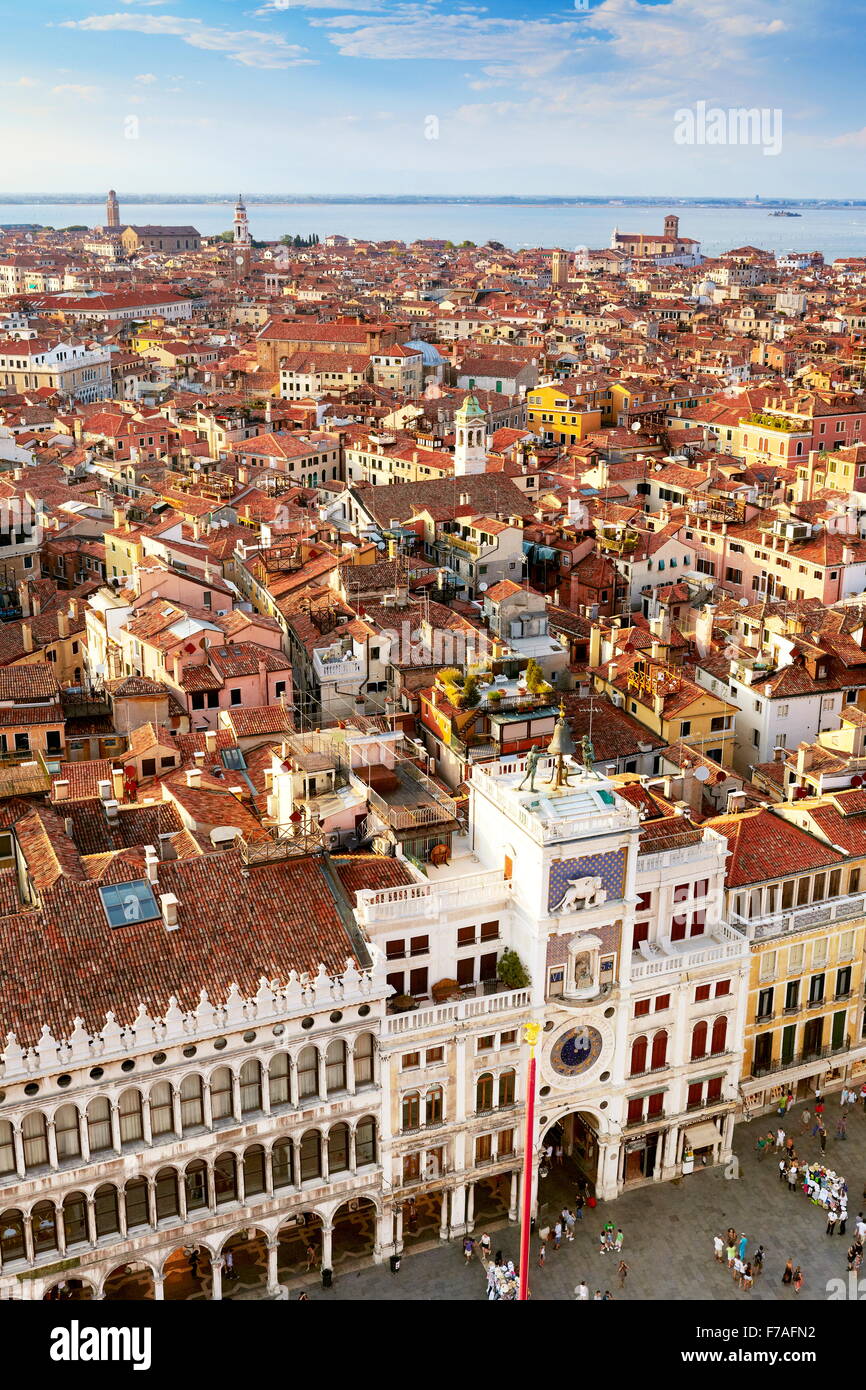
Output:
[{"left": 2, "top": 201, "right": 866, "bottom": 260}]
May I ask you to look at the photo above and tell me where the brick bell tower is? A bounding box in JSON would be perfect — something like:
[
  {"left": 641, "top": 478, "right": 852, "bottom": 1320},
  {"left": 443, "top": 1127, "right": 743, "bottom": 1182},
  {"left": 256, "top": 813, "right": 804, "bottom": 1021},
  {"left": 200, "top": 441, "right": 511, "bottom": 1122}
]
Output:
[{"left": 232, "top": 194, "right": 251, "bottom": 278}]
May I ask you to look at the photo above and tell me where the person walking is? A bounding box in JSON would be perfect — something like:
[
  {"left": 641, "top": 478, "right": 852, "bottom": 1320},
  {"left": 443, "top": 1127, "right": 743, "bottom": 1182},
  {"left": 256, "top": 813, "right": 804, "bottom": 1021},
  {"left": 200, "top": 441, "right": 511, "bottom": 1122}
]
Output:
[
  {"left": 787, "top": 1163, "right": 799, "bottom": 1193},
  {"left": 801, "top": 1108, "right": 811, "bottom": 1134},
  {"left": 553, "top": 1222, "right": 562, "bottom": 1251},
  {"left": 839, "top": 1203, "right": 848, "bottom": 1237},
  {"left": 753, "top": 1245, "right": 765, "bottom": 1277},
  {"left": 757, "top": 1133, "right": 768, "bottom": 1162},
  {"left": 537, "top": 1240, "right": 546, "bottom": 1270},
  {"left": 775, "top": 1126, "right": 786, "bottom": 1151},
  {"left": 602, "top": 1289, "right": 613, "bottom": 1300},
  {"left": 793, "top": 1265, "right": 804, "bottom": 1294},
  {"left": 782, "top": 1259, "right": 794, "bottom": 1286},
  {"left": 732, "top": 1255, "right": 744, "bottom": 1287},
  {"left": 575, "top": 1279, "right": 589, "bottom": 1301},
  {"left": 726, "top": 1240, "right": 736, "bottom": 1268},
  {"left": 819, "top": 1126, "right": 828, "bottom": 1155},
  {"left": 836, "top": 1112, "right": 848, "bottom": 1141},
  {"left": 463, "top": 1236, "right": 476, "bottom": 1265},
  {"left": 574, "top": 1194, "right": 584, "bottom": 1222},
  {"left": 617, "top": 1259, "right": 629, "bottom": 1289},
  {"left": 714, "top": 1234, "right": 724, "bottom": 1263},
  {"left": 614, "top": 1229, "right": 624, "bottom": 1254},
  {"left": 305, "top": 1243, "right": 317, "bottom": 1273},
  {"left": 738, "top": 1233, "right": 748, "bottom": 1262},
  {"left": 564, "top": 1209, "right": 576, "bottom": 1242},
  {"left": 779, "top": 1157, "right": 788, "bottom": 1183},
  {"left": 479, "top": 1232, "right": 491, "bottom": 1263},
  {"left": 742, "top": 1261, "right": 753, "bottom": 1291},
  {"left": 827, "top": 1208, "right": 838, "bottom": 1236}
]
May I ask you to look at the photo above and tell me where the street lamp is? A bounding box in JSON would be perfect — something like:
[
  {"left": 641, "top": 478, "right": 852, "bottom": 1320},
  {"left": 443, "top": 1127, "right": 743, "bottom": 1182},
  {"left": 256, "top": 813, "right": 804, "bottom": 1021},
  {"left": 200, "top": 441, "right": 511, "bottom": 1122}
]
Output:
[{"left": 518, "top": 1019, "right": 541, "bottom": 1302}]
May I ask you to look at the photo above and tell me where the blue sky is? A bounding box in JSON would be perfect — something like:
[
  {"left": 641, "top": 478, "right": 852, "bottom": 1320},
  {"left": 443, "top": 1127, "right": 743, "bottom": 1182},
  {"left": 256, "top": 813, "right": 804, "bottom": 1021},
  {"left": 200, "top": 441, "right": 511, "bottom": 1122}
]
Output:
[{"left": 0, "top": 0, "right": 863, "bottom": 195}]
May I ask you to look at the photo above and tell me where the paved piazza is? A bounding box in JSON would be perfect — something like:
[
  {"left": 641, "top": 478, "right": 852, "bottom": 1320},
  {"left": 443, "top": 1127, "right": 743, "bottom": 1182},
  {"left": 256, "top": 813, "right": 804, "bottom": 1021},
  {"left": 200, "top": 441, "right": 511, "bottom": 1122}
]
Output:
[{"left": 310, "top": 1090, "right": 866, "bottom": 1302}]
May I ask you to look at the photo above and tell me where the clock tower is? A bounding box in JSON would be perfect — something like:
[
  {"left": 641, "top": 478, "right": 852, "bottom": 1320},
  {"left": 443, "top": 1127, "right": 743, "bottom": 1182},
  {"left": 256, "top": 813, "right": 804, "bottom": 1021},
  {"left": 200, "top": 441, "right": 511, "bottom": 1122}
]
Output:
[{"left": 232, "top": 193, "right": 251, "bottom": 278}]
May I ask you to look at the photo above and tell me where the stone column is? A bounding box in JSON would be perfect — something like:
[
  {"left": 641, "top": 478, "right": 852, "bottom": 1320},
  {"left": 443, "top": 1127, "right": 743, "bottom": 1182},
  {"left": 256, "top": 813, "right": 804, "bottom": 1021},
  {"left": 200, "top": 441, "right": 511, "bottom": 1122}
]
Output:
[
  {"left": 266, "top": 1237, "right": 279, "bottom": 1297},
  {"left": 439, "top": 1190, "right": 450, "bottom": 1240},
  {"left": 147, "top": 1177, "right": 158, "bottom": 1228},
  {"left": 346, "top": 1049, "right": 356, "bottom": 1096},
  {"left": 596, "top": 1136, "right": 620, "bottom": 1201},
  {"left": 321, "top": 1222, "right": 333, "bottom": 1271},
  {"left": 85, "top": 1196, "right": 97, "bottom": 1245},
  {"left": 231, "top": 1071, "right": 242, "bottom": 1122},
  {"left": 288, "top": 1056, "right": 299, "bottom": 1108},
  {"left": 348, "top": 1129, "right": 357, "bottom": 1174},
  {"left": 171, "top": 1087, "right": 183, "bottom": 1139},
  {"left": 46, "top": 1118, "right": 59, "bottom": 1171},
  {"left": 450, "top": 1183, "right": 467, "bottom": 1236},
  {"left": 177, "top": 1173, "right": 188, "bottom": 1222},
  {"left": 110, "top": 1102, "right": 122, "bottom": 1155},
  {"left": 320, "top": 1137, "right": 330, "bottom": 1183},
  {"left": 211, "top": 1257, "right": 223, "bottom": 1301},
  {"left": 317, "top": 1048, "right": 328, "bottom": 1103},
  {"left": 660, "top": 1124, "right": 680, "bottom": 1180},
  {"left": 202, "top": 1083, "right": 213, "bottom": 1132},
  {"left": 153, "top": 1272, "right": 164, "bottom": 1301},
  {"left": 235, "top": 1155, "right": 245, "bottom": 1206},
  {"left": 118, "top": 1198, "right": 128, "bottom": 1239},
  {"left": 12, "top": 1124, "right": 25, "bottom": 1180},
  {"left": 264, "top": 1150, "right": 274, "bottom": 1197},
  {"left": 23, "top": 1217, "right": 34, "bottom": 1264},
  {"left": 721, "top": 1110, "right": 736, "bottom": 1164},
  {"left": 56, "top": 1208, "right": 67, "bottom": 1257},
  {"left": 205, "top": 1162, "right": 216, "bottom": 1211},
  {"left": 466, "top": 1182, "right": 475, "bottom": 1230},
  {"left": 261, "top": 1067, "right": 271, "bottom": 1117},
  {"left": 394, "top": 1204, "right": 404, "bottom": 1255},
  {"left": 508, "top": 1170, "right": 519, "bottom": 1221},
  {"left": 141, "top": 1098, "right": 152, "bottom": 1147}
]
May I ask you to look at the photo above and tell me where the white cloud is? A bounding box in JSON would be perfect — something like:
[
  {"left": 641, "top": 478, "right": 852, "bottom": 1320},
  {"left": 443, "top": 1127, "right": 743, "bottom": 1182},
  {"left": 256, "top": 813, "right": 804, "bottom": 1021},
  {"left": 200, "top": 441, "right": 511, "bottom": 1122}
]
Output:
[
  {"left": 254, "top": 0, "right": 383, "bottom": 11},
  {"left": 313, "top": 6, "right": 581, "bottom": 68},
  {"left": 51, "top": 83, "right": 102, "bottom": 100},
  {"left": 134, "top": 72, "right": 158, "bottom": 83},
  {"left": 61, "top": 13, "right": 314, "bottom": 69}
]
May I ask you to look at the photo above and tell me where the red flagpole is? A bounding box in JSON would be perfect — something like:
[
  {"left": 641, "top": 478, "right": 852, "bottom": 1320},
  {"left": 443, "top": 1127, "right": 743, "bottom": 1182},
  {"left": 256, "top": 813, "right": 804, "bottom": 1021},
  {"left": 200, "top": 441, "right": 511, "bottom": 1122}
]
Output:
[{"left": 518, "top": 1020, "right": 540, "bottom": 1302}]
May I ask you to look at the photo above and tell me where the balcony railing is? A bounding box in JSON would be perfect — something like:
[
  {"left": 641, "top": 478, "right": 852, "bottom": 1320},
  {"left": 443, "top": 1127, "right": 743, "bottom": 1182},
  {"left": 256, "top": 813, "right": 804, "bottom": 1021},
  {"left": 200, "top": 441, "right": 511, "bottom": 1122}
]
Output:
[
  {"left": 749, "top": 1035, "right": 851, "bottom": 1080},
  {"left": 382, "top": 987, "right": 531, "bottom": 1037},
  {"left": 732, "top": 892, "right": 866, "bottom": 941},
  {"left": 630, "top": 920, "right": 748, "bottom": 980}
]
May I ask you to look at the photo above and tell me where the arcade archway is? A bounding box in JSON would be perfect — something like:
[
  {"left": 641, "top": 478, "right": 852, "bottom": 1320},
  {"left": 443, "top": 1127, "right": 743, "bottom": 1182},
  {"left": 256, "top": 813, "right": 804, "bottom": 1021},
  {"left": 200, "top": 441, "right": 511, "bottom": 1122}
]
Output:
[
  {"left": 332, "top": 1196, "right": 376, "bottom": 1269},
  {"left": 221, "top": 1227, "right": 268, "bottom": 1298},
  {"left": 102, "top": 1263, "right": 155, "bottom": 1301},
  {"left": 163, "top": 1245, "right": 213, "bottom": 1301},
  {"left": 277, "top": 1212, "right": 323, "bottom": 1284}
]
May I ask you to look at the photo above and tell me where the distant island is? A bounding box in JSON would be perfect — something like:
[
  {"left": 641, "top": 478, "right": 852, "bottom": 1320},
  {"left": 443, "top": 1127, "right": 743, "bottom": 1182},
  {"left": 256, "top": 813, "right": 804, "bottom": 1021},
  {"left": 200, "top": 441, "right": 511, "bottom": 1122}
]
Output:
[{"left": 2, "top": 194, "right": 866, "bottom": 208}]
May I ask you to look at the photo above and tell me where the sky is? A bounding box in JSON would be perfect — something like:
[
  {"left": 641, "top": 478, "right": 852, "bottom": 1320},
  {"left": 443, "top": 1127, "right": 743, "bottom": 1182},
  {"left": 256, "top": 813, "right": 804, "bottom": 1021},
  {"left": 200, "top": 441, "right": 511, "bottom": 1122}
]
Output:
[{"left": 0, "top": 0, "right": 864, "bottom": 196}]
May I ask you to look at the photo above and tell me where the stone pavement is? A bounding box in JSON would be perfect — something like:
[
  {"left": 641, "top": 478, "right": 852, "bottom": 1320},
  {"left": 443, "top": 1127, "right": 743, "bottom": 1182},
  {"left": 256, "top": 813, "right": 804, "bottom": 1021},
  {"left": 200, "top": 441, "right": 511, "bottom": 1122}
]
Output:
[{"left": 305, "top": 1088, "right": 866, "bottom": 1302}]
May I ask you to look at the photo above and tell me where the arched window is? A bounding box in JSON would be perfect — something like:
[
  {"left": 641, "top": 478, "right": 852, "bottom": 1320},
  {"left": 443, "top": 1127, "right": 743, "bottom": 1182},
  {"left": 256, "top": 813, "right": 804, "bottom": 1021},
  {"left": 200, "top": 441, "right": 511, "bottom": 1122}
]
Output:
[
  {"left": 124, "top": 1178, "right": 149, "bottom": 1231},
  {"left": 356, "top": 1117, "right": 376, "bottom": 1167},
  {"left": 297, "top": 1046, "right": 319, "bottom": 1100},
  {"left": 210, "top": 1067, "right": 234, "bottom": 1123},
  {"left": 426, "top": 1086, "right": 443, "bottom": 1126},
  {"left": 711, "top": 1016, "right": 728, "bottom": 1055},
  {"left": 401, "top": 1092, "right": 420, "bottom": 1132},
  {"left": 243, "top": 1145, "right": 266, "bottom": 1196},
  {"left": 149, "top": 1082, "right": 174, "bottom": 1137},
  {"left": 87, "top": 1097, "right": 113, "bottom": 1154},
  {"left": 272, "top": 1138, "right": 293, "bottom": 1190},
  {"left": 354, "top": 1033, "right": 374, "bottom": 1086},
  {"left": 325, "top": 1039, "right": 347, "bottom": 1094},
  {"left": 239, "top": 1060, "right": 262, "bottom": 1115},
  {"left": 299, "top": 1131, "right": 321, "bottom": 1182},
  {"left": 0, "top": 1209, "right": 25, "bottom": 1262},
  {"left": 30, "top": 1200, "right": 57, "bottom": 1255},
  {"left": 476, "top": 1073, "right": 494, "bottom": 1112},
  {"left": 269, "top": 1053, "right": 290, "bottom": 1107},
  {"left": 155, "top": 1168, "right": 178, "bottom": 1219},
  {"left": 180, "top": 1075, "right": 203, "bottom": 1131},
  {"left": 118, "top": 1090, "right": 143, "bottom": 1145},
  {"left": 691, "top": 1020, "right": 708, "bottom": 1060},
  {"left": 185, "top": 1160, "right": 208, "bottom": 1212},
  {"left": 498, "top": 1070, "right": 516, "bottom": 1107},
  {"left": 22, "top": 1111, "right": 48, "bottom": 1169},
  {"left": 651, "top": 1030, "right": 668, "bottom": 1070},
  {"left": 63, "top": 1192, "right": 88, "bottom": 1246},
  {"left": 328, "top": 1123, "right": 350, "bottom": 1174},
  {"left": 630, "top": 1035, "right": 648, "bottom": 1076},
  {"left": 0, "top": 1120, "right": 14, "bottom": 1175},
  {"left": 94, "top": 1184, "right": 119, "bottom": 1237},
  {"left": 214, "top": 1153, "right": 237, "bottom": 1205}
]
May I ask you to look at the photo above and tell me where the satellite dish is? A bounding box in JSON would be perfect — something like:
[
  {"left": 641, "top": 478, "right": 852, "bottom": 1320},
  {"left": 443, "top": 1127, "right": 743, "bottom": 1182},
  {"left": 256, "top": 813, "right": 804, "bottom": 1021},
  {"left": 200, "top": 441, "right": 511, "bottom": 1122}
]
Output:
[
  {"left": 739, "top": 597, "right": 749, "bottom": 607},
  {"left": 694, "top": 765, "right": 710, "bottom": 782},
  {"left": 478, "top": 582, "right": 488, "bottom": 592},
  {"left": 377, "top": 541, "right": 386, "bottom": 550},
  {"left": 631, "top": 421, "right": 642, "bottom": 433}
]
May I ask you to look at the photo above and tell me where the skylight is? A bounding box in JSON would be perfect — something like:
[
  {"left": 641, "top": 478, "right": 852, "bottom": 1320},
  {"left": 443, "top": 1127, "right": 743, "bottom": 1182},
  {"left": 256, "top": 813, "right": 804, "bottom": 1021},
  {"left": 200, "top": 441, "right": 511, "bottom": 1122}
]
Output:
[{"left": 98, "top": 879, "right": 161, "bottom": 929}]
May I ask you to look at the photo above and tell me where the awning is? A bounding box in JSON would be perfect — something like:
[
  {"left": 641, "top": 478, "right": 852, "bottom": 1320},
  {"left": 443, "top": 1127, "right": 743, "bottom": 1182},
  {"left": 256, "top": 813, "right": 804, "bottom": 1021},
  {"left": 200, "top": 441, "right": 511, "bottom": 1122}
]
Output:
[{"left": 684, "top": 1121, "right": 720, "bottom": 1150}]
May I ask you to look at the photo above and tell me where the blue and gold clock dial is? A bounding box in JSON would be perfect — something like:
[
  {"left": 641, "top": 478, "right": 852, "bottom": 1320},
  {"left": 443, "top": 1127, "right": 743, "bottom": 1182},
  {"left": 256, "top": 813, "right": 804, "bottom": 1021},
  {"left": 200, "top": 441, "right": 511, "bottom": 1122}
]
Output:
[{"left": 551, "top": 1024, "right": 603, "bottom": 1077}]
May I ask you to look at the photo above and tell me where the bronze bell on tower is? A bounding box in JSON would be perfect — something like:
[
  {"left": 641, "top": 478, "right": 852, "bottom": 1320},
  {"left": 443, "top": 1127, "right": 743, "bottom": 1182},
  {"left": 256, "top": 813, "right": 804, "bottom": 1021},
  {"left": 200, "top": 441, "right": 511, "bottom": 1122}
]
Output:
[{"left": 546, "top": 702, "right": 577, "bottom": 790}]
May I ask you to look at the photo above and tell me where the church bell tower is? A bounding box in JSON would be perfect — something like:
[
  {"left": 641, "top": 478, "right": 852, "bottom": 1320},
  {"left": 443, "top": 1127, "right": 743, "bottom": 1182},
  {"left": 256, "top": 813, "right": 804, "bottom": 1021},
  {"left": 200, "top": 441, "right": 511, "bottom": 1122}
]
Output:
[{"left": 232, "top": 194, "right": 251, "bottom": 278}]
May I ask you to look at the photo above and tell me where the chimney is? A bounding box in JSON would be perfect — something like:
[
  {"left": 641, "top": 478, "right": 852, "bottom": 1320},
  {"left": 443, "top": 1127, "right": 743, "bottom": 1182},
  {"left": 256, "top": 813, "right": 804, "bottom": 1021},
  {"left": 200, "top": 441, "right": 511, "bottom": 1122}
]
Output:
[
  {"left": 113, "top": 506, "right": 125, "bottom": 531},
  {"left": 97, "top": 779, "right": 113, "bottom": 802},
  {"left": 31, "top": 594, "right": 41, "bottom": 617},
  {"left": 111, "top": 767, "right": 125, "bottom": 801},
  {"left": 159, "top": 893, "right": 180, "bottom": 931},
  {"left": 103, "top": 799, "right": 120, "bottom": 827},
  {"left": 21, "top": 621, "right": 33, "bottom": 654},
  {"left": 653, "top": 690, "right": 665, "bottom": 719},
  {"left": 64, "top": 817, "right": 74, "bottom": 838},
  {"left": 144, "top": 845, "right": 159, "bottom": 884},
  {"left": 796, "top": 742, "right": 811, "bottom": 776},
  {"left": 158, "top": 831, "right": 177, "bottom": 861},
  {"left": 726, "top": 789, "right": 748, "bottom": 814},
  {"left": 73, "top": 418, "right": 83, "bottom": 444},
  {"left": 185, "top": 767, "right": 202, "bottom": 788},
  {"left": 16, "top": 580, "right": 30, "bottom": 618},
  {"left": 204, "top": 730, "right": 217, "bottom": 756},
  {"left": 194, "top": 750, "right": 205, "bottom": 766},
  {"left": 172, "top": 653, "right": 182, "bottom": 684},
  {"left": 53, "top": 780, "right": 69, "bottom": 801},
  {"left": 68, "top": 598, "right": 78, "bottom": 620},
  {"left": 773, "top": 746, "right": 786, "bottom": 763},
  {"left": 57, "top": 611, "right": 68, "bottom": 640}
]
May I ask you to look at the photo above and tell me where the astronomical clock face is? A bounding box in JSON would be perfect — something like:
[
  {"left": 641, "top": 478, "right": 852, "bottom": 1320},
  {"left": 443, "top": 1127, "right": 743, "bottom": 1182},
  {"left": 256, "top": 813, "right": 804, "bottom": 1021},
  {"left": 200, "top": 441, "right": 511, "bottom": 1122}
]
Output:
[{"left": 550, "top": 1024, "right": 603, "bottom": 1078}]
